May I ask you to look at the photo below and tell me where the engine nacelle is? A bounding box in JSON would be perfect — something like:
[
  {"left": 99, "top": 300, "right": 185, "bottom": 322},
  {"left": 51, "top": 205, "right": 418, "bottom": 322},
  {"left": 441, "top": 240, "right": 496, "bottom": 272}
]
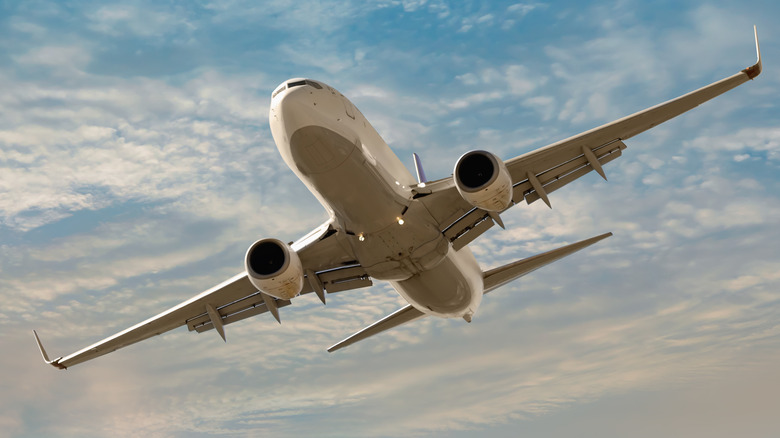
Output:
[
  {"left": 453, "top": 150, "right": 512, "bottom": 212},
  {"left": 244, "top": 238, "right": 304, "bottom": 300}
]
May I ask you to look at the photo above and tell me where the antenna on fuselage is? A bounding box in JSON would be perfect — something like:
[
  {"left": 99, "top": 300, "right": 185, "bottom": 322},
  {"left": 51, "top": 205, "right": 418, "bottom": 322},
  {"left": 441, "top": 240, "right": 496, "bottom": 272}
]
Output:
[{"left": 412, "top": 153, "right": 428, "bottom": 185}]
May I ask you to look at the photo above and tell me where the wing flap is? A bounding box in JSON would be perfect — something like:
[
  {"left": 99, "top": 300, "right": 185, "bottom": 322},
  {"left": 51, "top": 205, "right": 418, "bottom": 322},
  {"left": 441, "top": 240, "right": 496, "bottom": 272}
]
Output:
[
  {"left": 434, "top": 140, "right": 624, "bottom": 248},
  {"left": 416, "top": 28, "right": 761, "bottom": 239},
  {"left": 317, "top": 265, "right": 373, "bottom": 293},
  {"left": 37, "top": 221, "right": 373, "bottom": 369},
  {"left": 443, "top": 208, "right": 497, "bottom": 251},
  {"left": 450, "top": 211, "right": 496, "bottom": 251},
  {"left": 325, "top": 276, "right": 373, "bottom": 293},
  {"left": 42, "top": 273, "right": 257, "bottom": 369},
  {"left": 185, "top": 265, "right": 374, "bottom": 335},
  {"left": 187, "top": 292, "right": 293, "bottom": 334},
  {"left": 518, "top": 141, "right": 626, "bottom": 205},
  {"left": 506, "top": 30, "right": 761, "bottom": 186}
]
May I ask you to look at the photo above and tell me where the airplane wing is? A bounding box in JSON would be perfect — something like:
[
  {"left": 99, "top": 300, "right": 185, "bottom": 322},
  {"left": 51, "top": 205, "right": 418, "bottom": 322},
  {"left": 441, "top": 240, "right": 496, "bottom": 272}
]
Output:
[
  {"left": 34, "top": 220, "right": 371, "bottom": 369},
  {"left": 414, "top": 27, "right": 762, "bottom": 249}
]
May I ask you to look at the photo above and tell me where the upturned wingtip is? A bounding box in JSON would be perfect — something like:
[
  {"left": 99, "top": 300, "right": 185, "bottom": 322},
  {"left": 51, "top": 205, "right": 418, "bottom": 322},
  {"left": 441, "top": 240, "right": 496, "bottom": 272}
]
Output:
[
  {"left": 32, "top": 330, "right": 51, "bottom": 362},
  {"left": 32, "top": 330, "right": 66, "bottom": 370},
  {"left": 743, "top": 25, "right": 762, "bottom": 80}
]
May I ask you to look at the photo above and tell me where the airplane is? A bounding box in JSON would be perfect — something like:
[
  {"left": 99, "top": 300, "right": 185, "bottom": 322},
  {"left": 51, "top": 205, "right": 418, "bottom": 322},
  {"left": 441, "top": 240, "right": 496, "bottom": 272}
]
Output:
[{"left": 34, "top": 27, "right": 762, "bottom": 369}]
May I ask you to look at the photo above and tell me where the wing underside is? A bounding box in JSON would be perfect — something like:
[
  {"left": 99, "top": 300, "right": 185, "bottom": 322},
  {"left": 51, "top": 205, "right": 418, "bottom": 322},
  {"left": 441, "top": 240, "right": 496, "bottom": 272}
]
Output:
[
  {"left": 34, "top": 221, "right": 373, "bottom": 369},
  {"left": 414, "top": 27, "right": 762, "bottom": 246}
]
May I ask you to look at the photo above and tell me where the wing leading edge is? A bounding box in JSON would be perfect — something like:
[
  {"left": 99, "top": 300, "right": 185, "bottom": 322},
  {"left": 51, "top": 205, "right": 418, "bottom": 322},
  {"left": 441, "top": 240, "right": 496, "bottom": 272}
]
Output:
[
  {"left": 34, "top": 220, "right": 373, "bottom": 369},
  {"left": 33, "top": 273, "right": 263, "bottom": 369},
  {"left": 414, "top": 27, "right": 762, "bottom": 248},
  {"left": 507, "top": 26, "right": 761, "bottom": 208}
]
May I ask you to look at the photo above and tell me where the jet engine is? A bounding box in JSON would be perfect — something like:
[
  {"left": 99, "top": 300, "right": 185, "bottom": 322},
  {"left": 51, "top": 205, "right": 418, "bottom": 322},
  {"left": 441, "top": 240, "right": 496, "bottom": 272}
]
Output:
[
  {"left": 453, "top": 150, "right": 512, "bottom": 212},
  {"left": 244, "top": 238, "right": 304, "bottom": 300}
]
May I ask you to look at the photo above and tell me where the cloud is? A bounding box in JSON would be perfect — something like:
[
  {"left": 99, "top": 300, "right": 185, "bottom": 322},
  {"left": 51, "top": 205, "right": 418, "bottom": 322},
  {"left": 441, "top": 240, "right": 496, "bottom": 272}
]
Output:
[
  {"left": 86, "top": 3, "right": 196, "bottom": 39},
  {"left": 8, "top": 19, "right": 47, "bottom": 37},
  {"left": 507, "top": 3, "right": 544, "bottom": 16},
  {"left": 0, "top": 61, "right": 280, "bottom": 231},
  {"left": 685, "top": 127, "right": 780, "bottom": 161},
  {"left": 19, "top": 256, "right": 780, "bottom": 437},
  {"left": 456, "top": 2, "right": 542, "bottom": 33},
  {"left": 13, "top": 45, "right": 92, "bottom": 71},
  {"left": 447, "top": 65, "right": 548, "bottom": 110},
  {"left": 203, "top": 0, "right": 376, "bottom": 35},
  {"left": 3, "top": 1, "right": 780, "bottom": 437}
]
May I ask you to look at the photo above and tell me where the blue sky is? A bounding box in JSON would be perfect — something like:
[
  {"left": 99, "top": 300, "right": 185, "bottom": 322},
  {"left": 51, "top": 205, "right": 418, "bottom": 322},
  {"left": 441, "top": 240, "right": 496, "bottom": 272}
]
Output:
[{"left": 2, "top": 1, "right": 779, "bottom": 436}]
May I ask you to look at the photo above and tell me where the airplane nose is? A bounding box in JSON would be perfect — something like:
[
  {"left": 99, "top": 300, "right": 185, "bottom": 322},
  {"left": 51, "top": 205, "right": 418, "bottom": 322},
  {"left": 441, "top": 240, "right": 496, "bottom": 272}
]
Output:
[
  {"left": 273, "top": 85, "right": 322, "bottom": 136},
  {"left": 276, "top": 86, "right": 308, "bottom": 118}
]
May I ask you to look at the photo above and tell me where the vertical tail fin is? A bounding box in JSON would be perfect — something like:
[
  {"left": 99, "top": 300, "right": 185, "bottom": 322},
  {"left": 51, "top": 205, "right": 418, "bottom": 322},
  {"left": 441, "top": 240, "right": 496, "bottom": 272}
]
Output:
[{"left": 413, "top": 153, "right": 428, "bottom": 185}]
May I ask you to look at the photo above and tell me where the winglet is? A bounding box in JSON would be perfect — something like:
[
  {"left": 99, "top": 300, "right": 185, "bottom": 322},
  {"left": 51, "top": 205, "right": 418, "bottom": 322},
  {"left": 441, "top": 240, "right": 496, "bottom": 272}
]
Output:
[
  {"left": 32, "top": 330, "right": 67, "bottom": 370},
  {"left": 742, "top": 25, "right": 762, "bottom": 80}
]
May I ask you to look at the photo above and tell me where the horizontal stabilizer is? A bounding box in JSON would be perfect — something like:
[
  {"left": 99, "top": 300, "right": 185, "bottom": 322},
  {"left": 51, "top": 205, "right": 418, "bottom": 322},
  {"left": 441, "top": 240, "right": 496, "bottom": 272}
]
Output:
[
  {"left": 483, "top": 232, "right": 613, "bottom": 293},
  {"left": 328, "top": 304, "right": 426, "bottom": 352},
  {"left": 330, "top": 233, "right": 612, "bottom": 352}
]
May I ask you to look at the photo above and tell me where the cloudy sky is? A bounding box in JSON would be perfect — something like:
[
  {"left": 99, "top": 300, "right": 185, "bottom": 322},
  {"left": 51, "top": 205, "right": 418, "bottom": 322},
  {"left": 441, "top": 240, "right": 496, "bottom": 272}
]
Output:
[{"left": 2, "top": 0, "right": 779, "bottom": 436}]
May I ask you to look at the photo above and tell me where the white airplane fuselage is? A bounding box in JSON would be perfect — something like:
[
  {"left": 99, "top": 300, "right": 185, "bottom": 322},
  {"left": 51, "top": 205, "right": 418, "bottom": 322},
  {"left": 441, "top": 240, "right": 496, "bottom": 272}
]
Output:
[{"left": 269, "top": 79, "right": 482, "bottom": 319}]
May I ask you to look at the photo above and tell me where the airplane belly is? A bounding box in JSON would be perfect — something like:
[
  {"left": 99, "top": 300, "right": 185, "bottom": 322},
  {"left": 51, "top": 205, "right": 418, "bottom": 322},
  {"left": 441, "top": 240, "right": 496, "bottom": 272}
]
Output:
[
  {"left": 289, "top": 125, "right": 405, "bottom": 232},
  {"left": 276, "top": 91, "right": 457, "bottom": 287},
  {"left": 390, "top": 245, "right": 483, "bottom": 319},
  {"left": 289, "top": 125, "right": 449, "bottom": 281}
]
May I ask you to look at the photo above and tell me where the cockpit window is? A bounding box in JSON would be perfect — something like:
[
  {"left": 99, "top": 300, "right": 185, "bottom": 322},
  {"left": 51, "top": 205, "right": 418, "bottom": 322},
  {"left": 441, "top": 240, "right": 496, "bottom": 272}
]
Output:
[
  {"left": 306, "top": 80, "right": 322, "bottom": 89},
  {"left": 271, "top": 84, "right": 286, "bottom": 98},
  {"left": 286, "top": 79, "right": 323, "bottom": 90}
]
